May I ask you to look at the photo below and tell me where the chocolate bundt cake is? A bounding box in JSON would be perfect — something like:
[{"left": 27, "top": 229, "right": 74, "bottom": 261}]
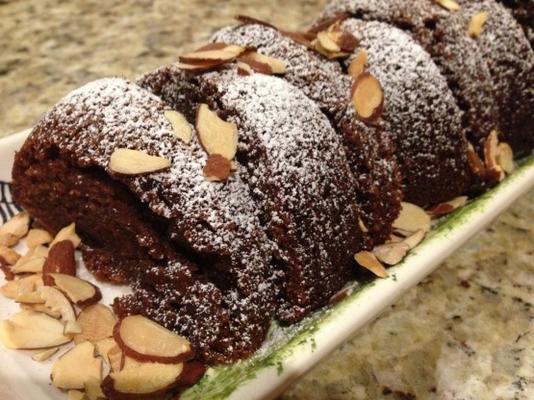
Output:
[
  {"left": 338, "top": 18, "right": 472, "bottom": 206},
  {"left": 498, "top": 0, "right": 534, "bottom": 46},
  {"left": 11, "top": 78, "right": 277, "bottom": 363},
  {"left": 457, "top": 0, "right": 534, "bottom": 157},
  {"left": 318, "top": 0, "right": 534, "bottom": 157},
  {"left": 210, "top": 21, "right": 402, "bottom": 249},
  {"left": 138, "top": 66, "right": 363, "bottom": 323}
]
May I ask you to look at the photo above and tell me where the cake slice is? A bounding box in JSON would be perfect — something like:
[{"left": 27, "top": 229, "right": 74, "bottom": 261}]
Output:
[
  {"left": 11, "top": 78, "right": 276, "bottom": 363},
  {"left": 210, "top": 21, "right": 402, "bottom": 249},
  {"left": 139, "top": 66, "right": 363, "bottom": 322}
]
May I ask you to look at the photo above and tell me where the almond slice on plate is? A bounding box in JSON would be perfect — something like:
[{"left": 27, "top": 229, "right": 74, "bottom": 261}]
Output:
[
  {"left": 484, "top": 130, "right": 505, "bottom": 181},
  {"left": 20, "top": 303, "right": 61, "bottom": 319},
  {"left": 351, "top": 72, "right": 384, "bottom": 122},
  {"left": 373, "top": 242, "right": 410, "bottom": 265},
  {"left": 26, "top": 229, "right": 53, "bottom": 248},
  {"left": 196, "top": 104, "right": 238, "bottom": 160},
  {"left": 427, "top": 196, "right": 468, "bottom": 219},
  {"left": 1, "top": 273, "right": 43, "bottom": 300},
  {"left": 51, "top": 223, "right": 81, "bottom": 248},
  {"left": 51, "top": 341, "right": 102, "bottom": 390},
  {"left": 40, "top": 286, "right": 81, "bottom": 334},
  {"left": 354, "top": 251, "right": 388, "bottom": 278},
  {"left": 180, "top": 43, "right": 245, "bottom": 63},
  {"left": 50, "top": 273, "right": 102, "bottom": 308},
  {"left": 203, "top": 154, "right": 232, "bottom": 182},
  {"left": 348, "top": 49, "right": 367, "bottom": 79},
  {"left": 435, "top": 0, "right": 461, "bottom": 11},
  {"left": 109, "top": 148, "right": 171, "bottom": 175},
  {"left": 114, "top": 315, "right": 192, "bottom": 364},
  {"left": 468, "top": 11, "right": 489, "bottom": 38},
  {"left": 32, "top": 346, "right": 60, "bottom": 362},
  {"left": 0, "top": 246, "right": 21, "bottom": 265},
  {"left": 67, "top": 390, "right": 86, "bottom": 400},
  {"left": 15, "top": 290, "right": 45, "bottom": 304},
  {"left": 43, "top": 240, "right": 76, "bottom": 285},
  {"left": 107, "top": 344, "right": 124, "bottom": 373},
  {"left": 85, "top": 376, "right": 105, "bottom": 400},
  {"left": 11, "top": 255, "right": 46, "bottom": 274},
  {"left": 164, "top": 110, "right": 192, "bottom": 145},
  {"left": 393, "top": 202, "right": 431, "bottom": 233},
  {"left": 0, "top": 212, "right": 30, "bottom": 247},
  {"left": 175, "top": 59, "right": 229, "bottom": 72},
  {"left": 403, "top": 229, "right": 426, "bottom": 249},
  {"left": 0, "top": 310, "right": 71, "bottom": 349},
  {"left": 102, "top": 362, "right": 184, "bottom": 398},
  {"left": 496, "top": 142, "right": 514, "bottom": 174},
  {"left": 74, "top": 304, "right": 117, "bottom": 344},
  {"left": 95, "top": 337, "right": 117, "bottom": 367},
  {"left": 466, "top": 142, "right": 485, "bottom": 176}
]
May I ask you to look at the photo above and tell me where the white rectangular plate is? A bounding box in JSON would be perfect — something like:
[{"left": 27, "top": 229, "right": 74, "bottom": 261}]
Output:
[{"left": 1, "top": 130, "right": 533, "bottom": 400}]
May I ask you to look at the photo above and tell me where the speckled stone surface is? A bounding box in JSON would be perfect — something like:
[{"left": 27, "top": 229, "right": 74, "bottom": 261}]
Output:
[{"left": 0, "top": 1, "right": 532, "bottom": 399}]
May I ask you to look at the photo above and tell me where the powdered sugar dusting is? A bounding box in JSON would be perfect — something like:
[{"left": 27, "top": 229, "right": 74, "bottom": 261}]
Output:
[{"left": 26, "top": 77, "right": 276, "bottom": 362}]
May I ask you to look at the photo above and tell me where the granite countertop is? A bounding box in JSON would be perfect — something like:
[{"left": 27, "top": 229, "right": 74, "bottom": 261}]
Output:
[{"left": 1, "top": 1, "right": 532, "bottom": 399}]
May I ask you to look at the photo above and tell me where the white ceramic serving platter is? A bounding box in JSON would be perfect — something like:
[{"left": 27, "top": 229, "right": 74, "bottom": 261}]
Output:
[{"left": 0, "top": 130, "right": 533, "bottom": 400}]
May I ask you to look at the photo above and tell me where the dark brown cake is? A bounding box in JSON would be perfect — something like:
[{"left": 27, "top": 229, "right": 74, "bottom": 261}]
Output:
[
  {"left": 457, "top": 0, "right": 534, "bottom": 157},
  {"left": 210, "top": 21, "right": 402, "bottom": 249},
  {"left": 498, "top": 0, "right": 534, "bottom": 46},
  {"left": 11, "top": 78, "right": 277, "bottom": 363},
  {"left": 317, "top": 0, "right": 534, "bottom": 157},
  {"left": 338, "top": 18, "right": 472, "bottom": 206},
  {"left": 139, "top": 66, "right": 363, "bottom": 323}
]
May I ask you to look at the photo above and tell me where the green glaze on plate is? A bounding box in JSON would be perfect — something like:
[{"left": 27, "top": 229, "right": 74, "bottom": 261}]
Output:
[{"left": 181, "top": 156, "right": 534, "bottom": 400}]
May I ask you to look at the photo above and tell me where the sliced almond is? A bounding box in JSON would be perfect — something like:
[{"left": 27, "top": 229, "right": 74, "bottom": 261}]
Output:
[
  {"left": 484, "top": 130, "right": 505, "bottom": 180},
  {"left": 43, "top": 240, "right": 76, "bottom": 285},
  {"left": 1, "top": 273, "right": 43, "bottom": 300},
  {"left": 51, "top": 223, "right": 81, "bottom": 248},
  {"left": 109, "top": 148, "right": 171, "bottom": 175},
  {"left": 237, "top": 61, "right": 254, "bottom": 76},
  {"left": 26, "top": 229, "right": 53, "bottom": 248},
  {"left": 466, "top": 142, "right": 485, "bottom": 176},
  {"left": 0, "top": 310, "right": 71, "bottom": 349},
  {"left": 393, "top": 202, "right": 431, "bottom": 233},
  {"left": 351, "top": 72, "right": 384, "bottom": 122},
  {"left": 317, "top": 31, "right": 341, "bottom": 53},
  {"left": 427, "top": 196, "right": 468, "bottom": 219},
  {"left": 175, "top": 59, "right": 229, "bottom": 72},
  {"left": 114, "top": 315, "right": 192, "bottom": 364},
  {"left": 354, "top": 251, "right": 388, "bottom": 278},
  {"left": 358, "top": 218, "right": 369, "bottom": 233},
  {"left": 239, "top": 52, "right": 287, "bottom": 74},
  {"left": 0, "top": 246, "right": 21, "bottom": 265},
  {"left": 373, "top": 242, "right": 410, "bottom": 265},
  {"left": 68, "top": 390, "right": 86, "bottom": 400},
  {"left": 11, "top": 255, "right": 46, "bottom": 274},
  {"left": 203, "top": 154, "right": 232, "bottom": 182},
  {"left": 32, "top": 346, "right": 60, "bottom": 362},
  {"left": 107, "top": 344, "right": 124, "bottom": 372},
  {"left": 39, "top": 286, "right": 81, "bottom": 334},
  {"left": 102, "top": 362, "right": 184, "bottom": 397},
  {"left": 164, "top": 110, "right": 192, "bottom": 145},
  {"left": 0, "top": 212, "right": 30, "bottom": 247},
  {"left": 196, "top": 104, "right": 238, "bottom": 160},
  {"left": 95, "top": 337, "right": 117, "bottom": 367},
  {"left": 313, "top": 39, "right": 349, "bottom": 59},
  {"left": 50, "top": 273, "right": 101, "bottom": 308},
  {"left": 468, "top": 11, "right": 489, "bottom": 38},
  {"left": 74, "top": 304, "right": 117, "bottom": 344},
  {"left": 21, "top": 303, "right": 62, "bottom": 319},
  {"left": 180, "top": 43, "right": 245, "bottom": 63},
  {"left": 348, "top": 49, "right": 367, "bottom": 79},
  {"left": 85, "top": 376, "right": 105, "bottom": 400},
  {"left": 15, "top": 290, "right": 45, "bottom": 304},
  {"left": 435, "top": 0, "right": 461, "bottom": 11},
  {"left": 51, "top": 341, "right": 102, "bottom": 390},
  {"left": 403, "top": 229, "right": 426, "bottom": 249},
  {"left": 496, "top": 142, "right": 514, "bottom": 174}
]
